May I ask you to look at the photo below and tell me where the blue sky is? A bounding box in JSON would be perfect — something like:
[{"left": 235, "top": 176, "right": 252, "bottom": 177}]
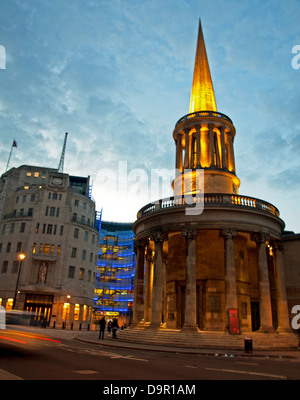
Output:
[{"left": 0, "top": 0, "right": 299, "bottom": 231}]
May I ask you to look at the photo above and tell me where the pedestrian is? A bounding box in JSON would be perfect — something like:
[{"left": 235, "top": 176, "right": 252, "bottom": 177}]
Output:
[
  {"left": 99, "top": 316, "right": 106, "bottom": 340},
  {"left": 107, "top": 320, "right": 112, "bottom": 334},
  {"left": 112, "top": 318, "right": 118, "bottom": 339}
]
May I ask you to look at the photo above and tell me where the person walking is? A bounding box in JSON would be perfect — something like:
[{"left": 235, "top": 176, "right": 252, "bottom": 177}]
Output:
[
  {"left": 99, "top": 316, "right": 106, "bottom": 340},
  {"left": 112, "top": 318, "right": 118, "bottom": 339}
]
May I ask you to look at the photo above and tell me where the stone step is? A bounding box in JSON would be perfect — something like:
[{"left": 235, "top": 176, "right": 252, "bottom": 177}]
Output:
[{"left": 116, "top": 327, "right": 299, "bottom": 350}]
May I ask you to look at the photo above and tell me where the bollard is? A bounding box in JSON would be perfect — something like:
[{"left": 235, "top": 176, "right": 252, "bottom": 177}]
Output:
[
  {"left": 79, "top": 323, "right": 82, "bottom": 330},
  {"left": 53, "top": 321, "right": 56, "bottom": 329},
  {"left": 62, "top": 322, "right": 65, "bottom": 329},
  {"left": 71, "top": 322, "right": 73, "bottom": 330}
]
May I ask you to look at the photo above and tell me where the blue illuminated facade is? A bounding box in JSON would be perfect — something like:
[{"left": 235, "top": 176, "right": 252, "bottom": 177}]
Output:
[{"left": 93, "top": 221, "right": 135, "bottom": 322}]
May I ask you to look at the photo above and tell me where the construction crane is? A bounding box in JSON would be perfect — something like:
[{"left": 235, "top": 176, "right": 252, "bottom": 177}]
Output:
[{"left": 57, "top": 132, "right": 68, "bottom": 173}]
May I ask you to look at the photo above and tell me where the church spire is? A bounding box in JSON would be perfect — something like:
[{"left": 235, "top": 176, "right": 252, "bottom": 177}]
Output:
[{"left": 189, "top": 19, "right": 217, "bottom": 113}]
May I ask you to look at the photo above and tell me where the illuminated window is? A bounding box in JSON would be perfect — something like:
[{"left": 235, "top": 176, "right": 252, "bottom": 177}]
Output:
[
  {"left": 44, "top": 244, "right": 50, "bottom": 255},
  {"left": 79, "top": 268, "right": 85, "bottom": 280},
  {"left": 6, "top": 299, "right": 13, "bottom": 311},
  {"left": 74, "top": 304, "right": 80, "bottom": 321},
  {"left": 57, "top": 245, "right": 61, "bottom": 255},
  {"left": 50, "top": 244, "right": 54, "bottom": 255},
  {"left": 82, "top": 305, "right": 87, "bottom": 321},
  {"left": 34, "top": 172, "right": 39, "bottom": 177},
  {"left": 26, "top": 172, "right": 32, "bottom": 176},
  {"left": 32, "top": 243, "right": 36, "bottom": 254},
  {"left": 24, "top": 185, "right": 29, "bottom": 190},
  {"left": 62, "top": 303, "right": 70, "bottom": 320}
]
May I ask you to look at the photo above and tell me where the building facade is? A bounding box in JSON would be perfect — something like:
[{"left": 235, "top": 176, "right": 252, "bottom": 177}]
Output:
[
  {"left": 94, "top": 221, "right": 135, "bottom": 327},
  {"left": 131, "top": 21, "right": 297, "bottom": 339},
  {"left": 0, "top": 165, "right": 99, "bottom": 328}
]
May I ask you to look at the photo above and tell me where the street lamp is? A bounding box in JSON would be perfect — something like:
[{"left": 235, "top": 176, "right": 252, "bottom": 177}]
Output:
[{"left": 13, "top": 253, "right": 26, "bottom": 309}]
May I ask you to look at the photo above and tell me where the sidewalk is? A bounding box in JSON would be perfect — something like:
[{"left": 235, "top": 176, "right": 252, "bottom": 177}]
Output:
[{"left": 7, "top": 325, "right": 300, "bottom": 360}]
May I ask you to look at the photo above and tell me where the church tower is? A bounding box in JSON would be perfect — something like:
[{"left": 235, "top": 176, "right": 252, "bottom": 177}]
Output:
[
  {"left": 173, "top": 20, "right": 240, "bottom": 196},
  {"left": 130, "top": 20, "right": 295, "bottom": 346}
]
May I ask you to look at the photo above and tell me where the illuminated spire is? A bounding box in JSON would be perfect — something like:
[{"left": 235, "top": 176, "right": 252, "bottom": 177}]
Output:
[{"left": 189, "top": 20, "right": 217, "bottom": 113}]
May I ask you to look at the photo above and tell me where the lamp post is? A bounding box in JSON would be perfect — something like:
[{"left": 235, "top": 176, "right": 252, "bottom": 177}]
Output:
[{"left": 13, "top": 253, "right": 26, "bottom": 309}]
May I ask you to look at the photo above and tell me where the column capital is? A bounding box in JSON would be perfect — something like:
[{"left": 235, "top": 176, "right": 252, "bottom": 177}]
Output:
[
  {"left": 134, "top": 238, "right": 149, "bottom": 252},
  {"left": 150, "top": 230, "right": 167, "bottom": 243},
  {"left": 194, "top": 123, "right": 201, "bottom": 131},
  {"left": 251, "top": 231, "right": 270, "bottom": 244},
  {"left": 272, "top": 240, "right": 284, "bottom": 252},
  {"left": 220, "top": 228, "right": 237, "bottom": 240},
  {"left": 182, "top": 227, "right": 198, "bottom": 240}
]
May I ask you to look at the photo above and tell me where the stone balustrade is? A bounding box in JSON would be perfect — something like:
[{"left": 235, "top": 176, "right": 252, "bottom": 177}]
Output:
[{"left": 137, "top": 193, "right": 280, "bottom": 219}]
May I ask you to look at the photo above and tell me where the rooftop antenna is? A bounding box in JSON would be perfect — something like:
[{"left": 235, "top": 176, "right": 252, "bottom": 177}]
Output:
[{"left": 58, "top": 132, "right": 68, "bottom": 173}]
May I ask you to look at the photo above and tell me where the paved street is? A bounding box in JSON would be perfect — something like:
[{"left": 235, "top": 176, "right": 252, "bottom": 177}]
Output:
[{"left": 0, "top": 325, "right": 300, "bottom": 394}]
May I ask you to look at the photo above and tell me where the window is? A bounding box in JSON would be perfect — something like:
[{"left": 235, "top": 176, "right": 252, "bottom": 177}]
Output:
[
  {"left": 89, "top": 252, "right": 93, "bottom": 263},
  {"left": 28, "top": 208, "right": 33, "bottom": 216},
  {"left": 22, "top": 195, "right": 26, "bottom": 203},
  {"left": 44, "top": 244, "right": 50, "bottom": 255},
  {"left": 52, "top": 193, "right": 57, "bottom": 200},
  {"left": 42, "top": 224, "right": 46, "bottom": 234},
  {"left": 242, "top": 302, "right": 248, "bottom": 319},
  {"left": 208, "top": 295, "right": 220, "bottom": 313},
  {"left": 83, "top": 202, "right": 86, "bottom": 209},
  {"left": 34, "top": 171, "right": 39, "bottom": 177},
  {"left": 87, "top": 270, "right": 91, "bottom": 282},
  {"left": 2, "top": 224, "right": 6, "bottom": 234},
  {"left": 74, "top": 199, "right": 79, "bottom": 206},
  {"left": 84, "top": 231, "right": 88, "bottom": 241},
  {"left": 45, "top": 206, "right": 49, "bottom": 216},
  {"left": 32, "top": 243, "right": 36, "bottom": 254},
  {"left": 53, "top": 225, "right": 57, "bottom": 235},
  {"left": 16, "top": 242, "right": 22, "bottom": 252},
  {"left": 50, "top": 244, "right": 55, "bottom": 255},
  {"left": 12, "top": 261, "right": 19, "bottom": 273},
  {"left": 82, "top": 250, "right": 86, "bottom": 260},
  {"left": 10, "top": 223, "right": 15, "bottom": 233},
  {"left": 60, "top": 225, "right": 63, "bottom": 235},
  {"left": 50, "top": 207, "right": 55, "bottom": 217},
  {"left": 0, "top": 243, "right": 2, "bottom": 253},
  {"left": 74, "top": 304, "right": 80, "bottom": 320},
  {"left": 20, "top": 223, "right": 26, "bottom": 233},
  {"left": 74, "top": 228, "right": 79, "bottom": 239},
  {"left": 71, "top": 247, "right": 77, "bottom": 258},
  {"left": 31, "top": 194, "right": 35, "bottom": 201},
  {"left": 6, "top": 242, "right": 11, "bottom": 253},
  {"left": 79, "top": 268, "right": 85, "bottom": 280},
  {"left": 68, "top": 266, "right": 75, "bottom": 279},
  {"left": 35, "top": 223, "right": 40, "bottom": 233},
  {"left": 1, "top": 261, "right": 8, "bottom": 273},
  {"left": 26, "top": 172, "right": 32, "bottom": 177},
  {"left": 57, "top": 245, "right": 61, "bottom": 255},
  {"left": 47, "top": 224, "right": 53, "bottom": 235},
  {"left": 56, "top": 207, "right": 60, "bottom": 217}
]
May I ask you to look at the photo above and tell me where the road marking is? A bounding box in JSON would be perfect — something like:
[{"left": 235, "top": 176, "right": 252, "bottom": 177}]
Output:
[
  {"left": 73, "top": 370, "right": 99, "bottom": 375},
  {"left": 235, "top": 361, "right": 259, "bottom": 366},
  {"left": 205, "top": 367, "right": 286, "bottom": 380},
  {"left": 185, "top": 365, "right": 198, "bottom": 369},
  {"left": 0, "top": 369, "right": 24, "bottom": 380}
]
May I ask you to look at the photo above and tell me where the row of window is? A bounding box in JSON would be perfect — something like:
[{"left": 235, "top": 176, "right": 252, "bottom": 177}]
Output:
[
  {"left": 71, "top": 247, "right": 97, "bottom": 264},
  {"left": 0, "top": 242, "right": 23, "bottom": 254},
  {"left": 16, "top": 194, "right": 36, "bottom": 203},
  {"left": 1, "top": 260, "right": 21, "bottom": 273},
  {"left": 68, "top": 266, "right": 96, "bottom": 282},
  {"left": 1, "top": 222, "right": 26, "bottom": 234},
  {"left": 32, "top": 243, "right": 61, "bottom": 256},
  {"left": 36, "top": 223, "right": 64, "bottom": 236}
]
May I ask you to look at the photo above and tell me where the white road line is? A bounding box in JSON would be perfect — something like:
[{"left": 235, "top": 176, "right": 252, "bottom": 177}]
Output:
[{"left": 205, "top": 367, "right": 286, "bottom": 380}]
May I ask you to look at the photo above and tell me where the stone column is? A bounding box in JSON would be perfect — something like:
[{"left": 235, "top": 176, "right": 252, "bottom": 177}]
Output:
[
  {"left": 273, "top": 241, "right": 291, "bottom": 332},
  {"left": 143, "top": 249, "right": 153, "bottom": 323},
  {"left": 175, "top": 133, "right": 183, "bottom": 172},
  {"left": 195, "top": 124, "right": 201, "bottom": 168},
  {"left": 219, "top": 126, "right": 227, "bottom": 170},
  {"left": 132, "top": 238, "right": 147, "bottom": 326},
  {"left": 253, "top": 232, "right": 274, "bottom": 332},
  {"left": 149, "top": 231, "right": 167, "bottom": 329},
  {"left": 220, "top": 228, "right": 237, "bottom": 314},
  {"left": 184, "top": 128, "right": 190, "bottom": 169},
  {"left": 182, "top": 228, "right": 198, "bottom": 330},
  {"left": 228, "top": 134, "right": 236, "bottom": 173},
  {"left": 208, "top": 124, "right": 215, "bottom": 167}
]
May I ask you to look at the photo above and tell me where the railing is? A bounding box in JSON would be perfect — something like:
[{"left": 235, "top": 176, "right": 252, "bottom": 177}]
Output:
[
  {"left": 137, "top": 193, "right": 280, "bottom": 219},
  {"left": 175, "top": 111, "right": 233, "bottom": 127},
  {"left": 4, "top": 210, "right": 33, "bottom": 219}
]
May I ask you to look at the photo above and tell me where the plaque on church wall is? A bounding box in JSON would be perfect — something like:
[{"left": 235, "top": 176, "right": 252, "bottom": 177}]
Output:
[{"left": 228, "top": 308, "right": 240, "bottom": 335}]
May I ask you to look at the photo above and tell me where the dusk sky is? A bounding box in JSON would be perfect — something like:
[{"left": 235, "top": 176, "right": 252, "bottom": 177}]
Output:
[{"left": 0, "top": 0, "right": 299, "bottom": 231}]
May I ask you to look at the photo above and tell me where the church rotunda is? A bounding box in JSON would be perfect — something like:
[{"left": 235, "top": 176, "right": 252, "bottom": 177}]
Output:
[{"left": 131, "top": 20, "right": 293, "bottom": 337}]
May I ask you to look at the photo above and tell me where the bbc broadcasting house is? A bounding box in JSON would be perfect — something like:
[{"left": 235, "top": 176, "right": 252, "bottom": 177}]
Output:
[{"left": 0, "top": 165, "right": 99, "bottom": 329}]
